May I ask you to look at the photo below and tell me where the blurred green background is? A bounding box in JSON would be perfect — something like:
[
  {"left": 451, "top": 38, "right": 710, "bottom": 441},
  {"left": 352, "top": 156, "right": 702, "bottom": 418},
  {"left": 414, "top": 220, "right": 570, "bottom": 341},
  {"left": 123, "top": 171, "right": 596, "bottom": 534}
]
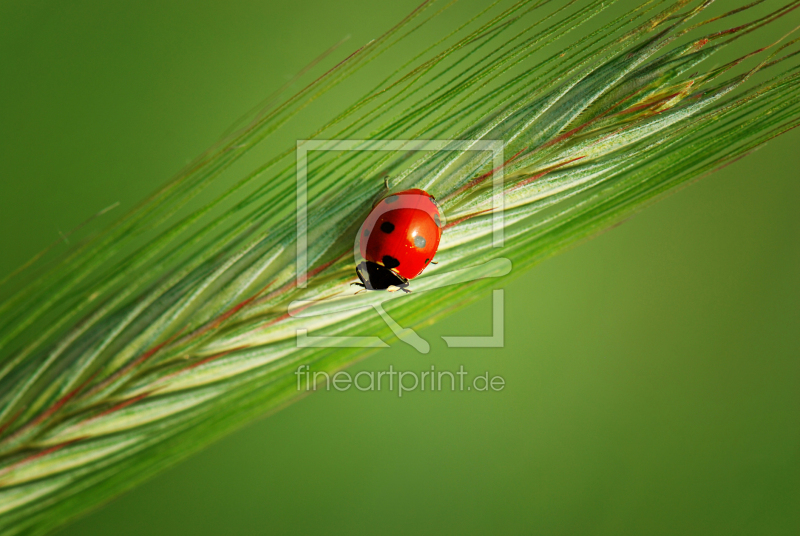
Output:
[{"left": 1, "top": 1, "right": 798, "bottom": 534}]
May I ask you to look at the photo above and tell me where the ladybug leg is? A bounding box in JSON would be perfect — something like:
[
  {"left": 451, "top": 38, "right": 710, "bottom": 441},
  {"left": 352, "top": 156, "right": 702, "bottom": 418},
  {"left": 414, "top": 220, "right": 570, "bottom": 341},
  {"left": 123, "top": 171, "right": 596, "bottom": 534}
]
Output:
[
  {"left": 387, "top": 285, "right": 412, "bottom": 294},
  {"left": 351, "top": 282, "right": 365, "bottom": 288}
]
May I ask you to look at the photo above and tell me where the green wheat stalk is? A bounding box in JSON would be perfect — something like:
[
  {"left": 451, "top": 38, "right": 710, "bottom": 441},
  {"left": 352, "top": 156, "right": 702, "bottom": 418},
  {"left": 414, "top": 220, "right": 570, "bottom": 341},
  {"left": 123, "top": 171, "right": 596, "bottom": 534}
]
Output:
[{"left": 1, "top": 0, "right": 800, "bottom": 533}]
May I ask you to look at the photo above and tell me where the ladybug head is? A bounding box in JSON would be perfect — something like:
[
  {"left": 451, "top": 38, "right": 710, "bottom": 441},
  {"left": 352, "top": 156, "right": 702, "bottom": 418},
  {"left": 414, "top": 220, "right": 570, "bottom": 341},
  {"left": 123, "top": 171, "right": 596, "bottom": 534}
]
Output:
[{"left": 355, "top": 261, "right": 409, "bottom": 291}]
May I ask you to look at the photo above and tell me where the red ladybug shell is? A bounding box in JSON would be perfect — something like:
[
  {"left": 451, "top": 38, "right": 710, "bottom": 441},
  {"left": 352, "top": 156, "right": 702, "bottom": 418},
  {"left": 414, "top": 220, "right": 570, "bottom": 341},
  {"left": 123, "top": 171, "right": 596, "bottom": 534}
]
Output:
[{"left": 359, "top": 189, "right": 443, "bottom": 281}]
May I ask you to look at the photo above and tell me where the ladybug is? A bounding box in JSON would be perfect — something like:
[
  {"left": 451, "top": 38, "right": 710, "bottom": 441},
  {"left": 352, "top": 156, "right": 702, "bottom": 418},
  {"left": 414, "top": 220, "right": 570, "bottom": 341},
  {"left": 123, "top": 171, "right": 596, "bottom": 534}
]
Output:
[{"left": 354, "top": 188, "right": 444, "bottom": 292}]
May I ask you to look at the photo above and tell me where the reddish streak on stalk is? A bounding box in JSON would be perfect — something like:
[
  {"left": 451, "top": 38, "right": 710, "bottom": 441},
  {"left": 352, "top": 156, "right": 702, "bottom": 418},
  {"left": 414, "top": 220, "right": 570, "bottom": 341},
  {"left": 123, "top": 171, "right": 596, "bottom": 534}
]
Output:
[
  {"left": 169, "top": 252, "right": 349, "bottom": 353},
  {"left": 442, "top": 156, "right": 586, "bottom": 231},
  {"left": 210, "top": 295, "right": 259, "bottom": 327},
  {"left": 179, "top": 293, "right": 264, "bottom": 346},
  {"left": 709, "top": 1, "right": 800, "bottom": 41},
  {"left": 113, "top": 336, "right": 180, "bottom": 377},
  {"left": 510, "top": 157, "right": 587, "bottom": 191},
  {"left": 443, "top": 148, "right": 527, "bottom": 202},
  {"left": 77, "top": 328, "right": 187, "bottom": 404},
  {"left": 302, "top": 252, "right": 349, "bottom": 286},
  {"left": 0, "top": 439, "right": 82, "bottom": 482},
  {"left": 440, "top": 69, "right": 707, "bottom": 232},
  {"left": 30, "top": 373, "right": 99, "bottom": 427},
  {"left": 0, "top": 410, "right": 23, "bottom": 439},
  {"left": 136, "top": 347, "right": 249, "bottom": 395},
  {"left": 172, "top": 252, "right": 348, "bottom": 338},
  {"left": 496, "top": 91, "right": 668, "bottom": 188},
  {"left": 168, "top": 269, "right": 295, "bottom": 350},
  {"left": 257, "top": 251, "right": 348, "bottom": 307},
  {"left": 259, "top": 255, "right": 349, "bottom": 328},
  {"left": 711, "top": 23, "right": 753, "bottom": 39},
  {"left": 263, "top": 303, "right": 311, "bottom": 329},
  {"left": 181, "top": 346, "right": 248, "bottom": 371},
  {"left": 687, "top": 1, "right": 767, "bottom": 33},
  {"left": 442, "top": 43, "right": 697, "bottom": 206},
  {"left": 28, "top": 350, "right": 246, "bottom": 440},
  {"left": 93, "top": 393, "right": 150, "bottom": 420},
  {"left": 628, "top": 92, "right": 683, "bottom": 114},
  {"left": 442, "top": 209, "right": 493, "bottom": 230},
  {"left": 0, "top": 371, "right": 101, "bottom": 448},
  {"left": 694, "top": 38, "right": 710, "bottom": 50},
  {"left": 532, "top": 87, "right": 683, "bottom": 154},
  {"left": 709, "top": 0, "right": 800, "bottom": 44},
  {"left": 263, "top": 312, "right": 292, "bottom": 329}
]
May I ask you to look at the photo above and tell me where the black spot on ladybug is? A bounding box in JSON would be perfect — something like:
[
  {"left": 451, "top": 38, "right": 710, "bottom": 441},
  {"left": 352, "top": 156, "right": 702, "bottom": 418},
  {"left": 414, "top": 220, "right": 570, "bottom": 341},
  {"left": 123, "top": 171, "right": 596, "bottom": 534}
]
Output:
[
  {"left": 413, "top": 235, "right": 426, "bottom": 248},
  {"left": 385, "top": 195, "right": 399, "bottom": 204},
  {"left": 380, "top": 221, "right": 395, "bottom": 234},
  {"left": 425, "top": 258, "right": 430, "bottom": 264},
  {"left": 382, "top": 255, "right": 400, "bottom": 269},
  {"left": 363, "top": 228, "right": 370, "bottom": 237},
  {"left": 434, "top": 214, "right": 442, "bottom": 227}
]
